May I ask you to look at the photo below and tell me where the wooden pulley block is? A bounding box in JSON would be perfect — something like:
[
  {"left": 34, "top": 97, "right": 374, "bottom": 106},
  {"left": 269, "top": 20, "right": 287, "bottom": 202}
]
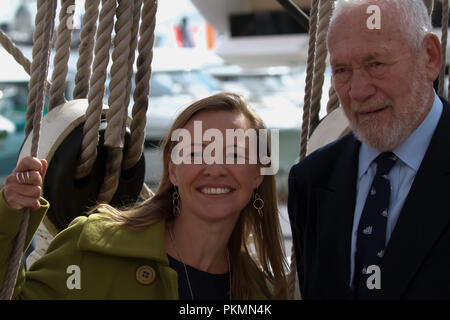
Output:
[
  {"left": 306, "top": 106, "right": 351, "bottom": 157},
  {"left": 18, "top": 99, "right": 146, "bottom": 236}
]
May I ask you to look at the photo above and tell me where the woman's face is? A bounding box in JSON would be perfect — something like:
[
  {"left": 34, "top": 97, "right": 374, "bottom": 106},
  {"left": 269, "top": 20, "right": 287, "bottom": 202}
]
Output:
[{"left": 168, "top": 110, "right": 264, "bottom": 223}]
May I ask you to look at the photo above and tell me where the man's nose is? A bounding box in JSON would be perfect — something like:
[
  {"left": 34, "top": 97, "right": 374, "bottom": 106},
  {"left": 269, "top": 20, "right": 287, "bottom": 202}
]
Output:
[{"left": 349, "top": 69, "right": 376, "bottom": 103}]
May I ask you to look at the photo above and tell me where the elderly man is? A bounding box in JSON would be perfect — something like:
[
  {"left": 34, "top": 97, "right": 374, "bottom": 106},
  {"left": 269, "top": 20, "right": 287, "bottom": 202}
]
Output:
[{"left": 288, "top": 0, "right": 449, "bottom": 299}]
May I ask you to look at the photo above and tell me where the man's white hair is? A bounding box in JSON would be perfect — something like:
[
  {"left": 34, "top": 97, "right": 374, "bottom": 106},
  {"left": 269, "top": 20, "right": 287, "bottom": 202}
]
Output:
[{"left": 330, "top": 0, "right": 432, "bottom": 50}]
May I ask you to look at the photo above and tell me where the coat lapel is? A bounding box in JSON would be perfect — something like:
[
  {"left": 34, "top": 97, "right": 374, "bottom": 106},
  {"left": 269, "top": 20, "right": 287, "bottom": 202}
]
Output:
[
  {"left": 314, "top": 135, "right": 360, "bottom": 299},
  {"left": 379, "top": 103, "right": 450, "bottom": 299}
]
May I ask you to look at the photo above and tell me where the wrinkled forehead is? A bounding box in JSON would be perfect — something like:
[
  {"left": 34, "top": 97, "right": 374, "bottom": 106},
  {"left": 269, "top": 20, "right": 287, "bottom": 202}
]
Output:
[
  {"left": 328, "top": 2, "right": 402, "bottom": 42},
  {"left": 328, "top": 4, "right": 408, "bottom": 61}
]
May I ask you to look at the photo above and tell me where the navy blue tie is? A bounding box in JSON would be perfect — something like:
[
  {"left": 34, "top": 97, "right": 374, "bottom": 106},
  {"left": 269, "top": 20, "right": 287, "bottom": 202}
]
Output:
[{"left": 354, "top": 152, "right": 398, "bottom": 298}]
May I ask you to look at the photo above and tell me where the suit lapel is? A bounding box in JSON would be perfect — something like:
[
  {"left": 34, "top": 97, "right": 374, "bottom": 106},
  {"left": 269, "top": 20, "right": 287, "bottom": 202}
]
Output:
[
  {"left": 379, "top": 103, "right": 450, "bottom": 299},
  {"left": 314, "top": 135, "right": 360, "bottom": 299}
]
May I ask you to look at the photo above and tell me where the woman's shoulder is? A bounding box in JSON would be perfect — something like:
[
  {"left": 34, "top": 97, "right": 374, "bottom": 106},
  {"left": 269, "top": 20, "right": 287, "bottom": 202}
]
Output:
[
  {"left": 67, "top": 212, "right": 119, "bottom": 232},
  {"left": 61, "top": 213, "right": 168, "bottom": 261},
  {"left": 23, "top": 214, "right": 171, "bottom": 299}
]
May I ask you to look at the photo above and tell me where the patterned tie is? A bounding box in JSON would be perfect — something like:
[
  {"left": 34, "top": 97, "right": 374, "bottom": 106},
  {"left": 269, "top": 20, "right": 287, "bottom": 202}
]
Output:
[{"left": 354, "top": 152, "right": 398, "bottom": 299}]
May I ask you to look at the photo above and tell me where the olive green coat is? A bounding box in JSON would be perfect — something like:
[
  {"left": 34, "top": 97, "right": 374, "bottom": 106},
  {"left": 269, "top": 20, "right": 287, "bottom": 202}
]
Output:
[
  {"left": 0, "top": 190, "right": 272, "bottom": 300},
  {"left": 0, "top": 191, "right": 178, "bottom": 299}
]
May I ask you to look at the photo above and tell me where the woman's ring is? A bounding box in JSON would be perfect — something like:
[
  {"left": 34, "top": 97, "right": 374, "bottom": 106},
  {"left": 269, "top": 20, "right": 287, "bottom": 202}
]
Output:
[
  {"left": 16, "top": 172, "right": 22, "bottom": 184},
  {"left": 16, "top": 171, "right": 30, "bottom": 184}
]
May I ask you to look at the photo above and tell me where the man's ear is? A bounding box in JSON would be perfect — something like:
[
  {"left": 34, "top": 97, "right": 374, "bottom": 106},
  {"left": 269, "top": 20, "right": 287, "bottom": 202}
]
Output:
[
  {"left": 168, "top": 161, "right": 178, "bottom": 186},
  {"left": 422, "top": 33, "right": 443, "bottom": 82}
]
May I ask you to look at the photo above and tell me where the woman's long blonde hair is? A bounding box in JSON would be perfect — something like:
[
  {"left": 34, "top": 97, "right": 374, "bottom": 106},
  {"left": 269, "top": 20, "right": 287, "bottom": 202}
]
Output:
[{"left": 95, "top": 92, "right": 288, "bottom": 299}]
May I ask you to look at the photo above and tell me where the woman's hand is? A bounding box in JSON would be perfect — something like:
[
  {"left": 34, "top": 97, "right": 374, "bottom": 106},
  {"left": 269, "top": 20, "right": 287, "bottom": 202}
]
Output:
[{"left": 3, "top": 157, "right": 48, "bottom": 211}]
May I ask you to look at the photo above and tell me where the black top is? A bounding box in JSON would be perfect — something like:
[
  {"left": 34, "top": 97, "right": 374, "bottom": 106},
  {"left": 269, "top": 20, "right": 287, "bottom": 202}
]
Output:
[{"left": 168, "top": 254, "right": 230, "bottom": 300}]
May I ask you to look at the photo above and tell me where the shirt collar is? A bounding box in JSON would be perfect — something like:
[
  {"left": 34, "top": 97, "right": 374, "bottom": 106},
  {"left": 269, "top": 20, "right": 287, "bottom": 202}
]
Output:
[{"left": 358, "top": 91, "right": 443, "bottom": 178}]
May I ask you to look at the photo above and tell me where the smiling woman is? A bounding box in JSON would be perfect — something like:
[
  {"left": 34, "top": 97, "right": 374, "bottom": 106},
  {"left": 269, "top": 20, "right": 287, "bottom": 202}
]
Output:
[
  {"left": 168, "top": 109, "right": 264, "bottom": 225},
  {"left": 101, "top": 92, "right": 288, "bottom": 299},
  {"left": 0, "top": 92, "right": 288, "bottom": 300}
]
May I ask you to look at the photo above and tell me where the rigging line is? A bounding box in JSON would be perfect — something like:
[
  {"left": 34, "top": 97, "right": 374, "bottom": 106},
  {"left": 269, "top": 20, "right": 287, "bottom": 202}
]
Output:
[{"left": 275, "top": 0, "right": 310, "bottom": 32}]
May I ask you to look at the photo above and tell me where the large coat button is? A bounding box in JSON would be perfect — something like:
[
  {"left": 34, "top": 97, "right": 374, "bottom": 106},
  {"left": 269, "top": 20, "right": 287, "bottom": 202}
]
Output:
[{"left": 136, "top": 265, "right": 156, "bottom": 285}]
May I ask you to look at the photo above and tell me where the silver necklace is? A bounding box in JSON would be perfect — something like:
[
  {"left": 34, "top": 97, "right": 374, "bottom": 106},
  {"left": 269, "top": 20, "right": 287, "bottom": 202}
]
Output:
[{"left": 168, "top": 227, "right": 232, "bottom": 300}]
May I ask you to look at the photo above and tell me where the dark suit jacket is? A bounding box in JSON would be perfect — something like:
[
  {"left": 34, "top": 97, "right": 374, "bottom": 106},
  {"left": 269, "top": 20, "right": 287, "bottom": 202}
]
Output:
[{"left": 288, "top": 100, "right": 450, "bottom": 299}]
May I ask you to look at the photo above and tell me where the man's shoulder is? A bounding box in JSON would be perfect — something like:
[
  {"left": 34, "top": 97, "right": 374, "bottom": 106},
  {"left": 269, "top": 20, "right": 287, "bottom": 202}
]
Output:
[
  {"left": 439, "top": 96, "right": 450, "bottom": 127},
  {"left": 440, "top": 96, "right": 450, "bottom": 107},
  {"left": 290, "top": 133, "right": 356, "bottom": 179}
]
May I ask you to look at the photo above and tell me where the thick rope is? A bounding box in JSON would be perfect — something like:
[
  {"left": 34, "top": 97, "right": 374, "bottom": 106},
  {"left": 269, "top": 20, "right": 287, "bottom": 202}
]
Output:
[
  {"left": 48, "top": 0, "right": 74, "bottom": 110},
  {"left": 73, "top": 0, "right": 100, "bottom": 99},
  {"left": 99, "top": 148, "right": 124, "bottom": 203},
  {"left": 123, "top": 0, "right": 142, "bottom": 119},
  {"left": 308, "top": 0, "right": 333, "bottom": 134},
  {"left": 98, "top": 0, "right": 134, "bottom": 203},
  {"left": 0, "top": 30, "right": 51, "bottom": 94},
  {"left": 326, "top": 84, "right": 339, "bottom": 113},
  {"left": 290, "top": 0, "right": 334, "bottom": 300},
  {"left": 123, "top": 0, "right": 157, "bottom": 170},
  {"left": 289, "top": 0, "right": 321, "bottom": 300},
  {"left": 0, "top": 0, "right": 56, "bottom": 300},
  {"left": 121, "top": 0, "right": 143, "bottom": 170},
  {"left": 439, "top": 0, "right": 449, "bottom": 97},
  {"left": 30, "top": 0, "right": 56, "bottom": 157},
  {"left": 24, "top": 0, "right": 48, "bottom": 135},
  {"left": 299, "top": 0, "right": 320, "bottom": 160},
  {"left": 74, "top": 0, "right": 116, "bottom": 179}
]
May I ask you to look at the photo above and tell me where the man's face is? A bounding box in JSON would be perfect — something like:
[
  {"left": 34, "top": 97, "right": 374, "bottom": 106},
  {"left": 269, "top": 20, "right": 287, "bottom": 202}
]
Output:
[{"left": 328, "top": 6, "right": 433, "bottom": 151}]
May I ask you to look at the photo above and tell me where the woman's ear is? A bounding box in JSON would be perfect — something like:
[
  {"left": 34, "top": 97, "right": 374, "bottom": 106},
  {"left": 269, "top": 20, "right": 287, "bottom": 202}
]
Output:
[
  {"left": 168, "top": 161, "right": 178, "bottom": 186},
  {"left": 253, "top": 174, "right": 264, "bottom": 189}
]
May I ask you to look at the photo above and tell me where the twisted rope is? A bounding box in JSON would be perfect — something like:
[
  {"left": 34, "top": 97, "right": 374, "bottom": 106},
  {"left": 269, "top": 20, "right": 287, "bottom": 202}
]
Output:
[
  {"left": 122, "top": 0, "right": 142, "bottom": 118},
  {"left": 98, "top": 148, "right": 124, "bottom": 203},
  {"left": 73, "top": 0, "right": 100, "bottom": 99},
  {"left": 289, "top": 0, "right": 321, "bottom": 300},
  {"left": 308, "top": 0, "right": 333, "bottom": 133},
  {"left": 290, "top": 0, "right": 335, "bottom": 300},
  {"left": 0, "top": 30, "right": 51, "bottom": 94},
  {"left": 0, "top": 0, "right": 56, "bottom": 300},
  {"left": 439, "top": 0, "right": 448, "bottom": 97},
  {"left": 30, "top": 0, "right": 56, "bottom": 157},
  {"left": 123, "top": 0, "right": 157, "bottom": 170},
  {"left": 98, "top": 0, "right": 134, "bottom": 202},
  {"left": 48, "top": 0, "right": 74, "bottom": 110},
  {"left": 121, "top": 0, "right": 143, "bottom": 170},
  {"left": 326, "top": 84, "right": 339, "bottom": 113},
  {"left": 25, "top": 0, "right": 49, "bottom": 135},
  {"left": 75, "top": 0, "right": 116, "bottom": 179},
  {"left": 299, "top": 0, "right": 319, "bottom": 160}
]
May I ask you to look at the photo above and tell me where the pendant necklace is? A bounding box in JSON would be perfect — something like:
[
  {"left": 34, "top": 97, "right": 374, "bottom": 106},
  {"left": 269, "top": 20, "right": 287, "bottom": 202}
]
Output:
[{"left": 168, "top": 226, "right": 232, "bottom": 300}]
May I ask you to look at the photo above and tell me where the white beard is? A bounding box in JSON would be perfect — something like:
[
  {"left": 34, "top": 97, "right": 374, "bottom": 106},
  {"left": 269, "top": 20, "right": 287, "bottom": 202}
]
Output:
[{"left": 348, "top": 69, "right": 431, "bottom": 151}]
